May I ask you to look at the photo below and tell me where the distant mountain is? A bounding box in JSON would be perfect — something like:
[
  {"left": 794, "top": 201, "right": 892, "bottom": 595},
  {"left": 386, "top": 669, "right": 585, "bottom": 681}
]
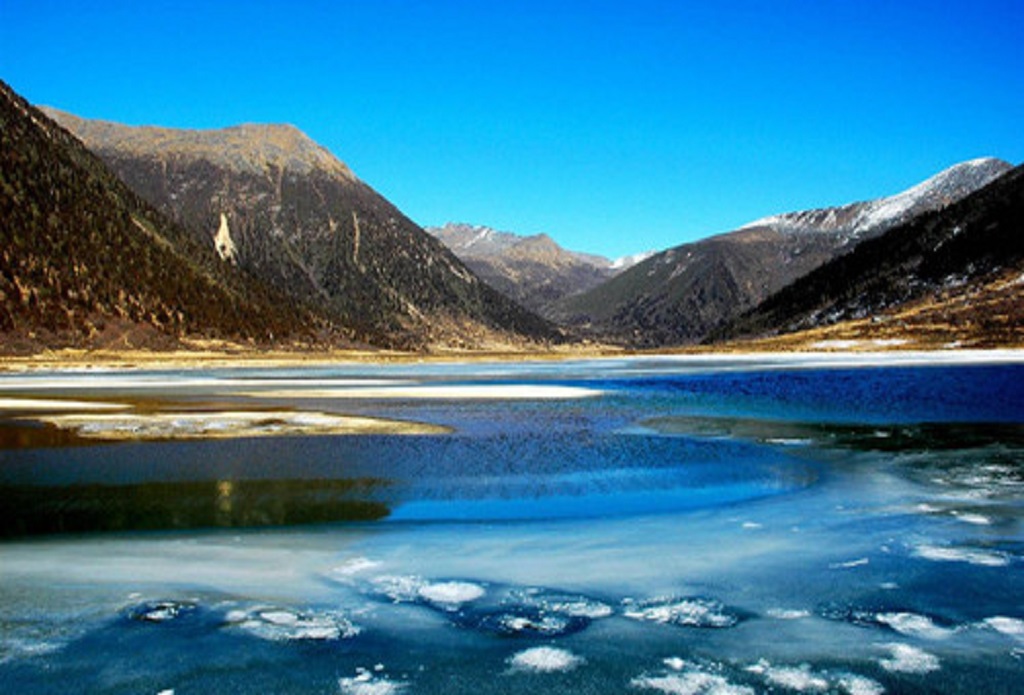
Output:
[
  {"left": 0, "top": 80, "right": 317, "bottom": 353},
  {"left": 711, "top": 163, "right": 1024, "bottom": 346},
  {"left": 427, "top": 223, "right": 644, "bottom": 316},
  {"left": 45, "top": 109, "right": 558, "bottom": 350},
  {"left": 551, "top": 158, "right": 1012, "bottom": 347}
]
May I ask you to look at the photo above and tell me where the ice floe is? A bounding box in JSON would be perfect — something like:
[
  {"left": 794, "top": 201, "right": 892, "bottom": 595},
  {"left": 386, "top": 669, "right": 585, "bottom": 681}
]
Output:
[
  {"left": 338, "top": 667, "right": 407, "bottom": 695},
  {"left": 820, "top": 605, "right": 956, "bottom": 639},
  {"left": 837, "top": 674, "right": 886, "bottom": 695},
  {"left": 631, "top": 672, "right": 754, "bottom": 695},
  {"left": 240, "top": 384, "right": 604, "bottom": 401},
  {"left": 746, "top": 660, "right": 885, "bottom": 694},
  {"left": 982, "top": 616, "right": 1024, "bottom": 637},
  {"left": 351, "top": 574, "right": 612, "bottom": 636},
  {"left": 28, "top": 410, "right": 447, "bottom": 440},
  {"left": 330, "top": 557, "right": 383, "bottom": 579},
  {"left": 622, "top": 596, "right": 743, "bottom": 628},
  {"left": 507, "top": 646, "right": 584, "bottom": 673},
  {"left": 417, "top": 580, "right": 487, "bottom": 609},
  {"left": 746, "top": 660, "right": 830, "bottom": 692},
  {"left": 766, "top": 608, "right": 811, "bottom": 620},
  {"left": 225, "top": 606, "right": 360, "bottom": 641},
  {"left": 874, "top": 612, "right": 955, "bottom": 639},
  {"left": 126, "top": 600, "right": 197, "bottom": 623},
  {"left": 879, "top": 643, "right": 940, "bottom": 674},
  {"left": 369, "top": 576, "right": 487, "bottom": 611},
  {"left": 913, "top": 544, "right": 1011, "bottom": 567},
  {"left": 631, "top": 659, "right": 754, "bottom": 695}
]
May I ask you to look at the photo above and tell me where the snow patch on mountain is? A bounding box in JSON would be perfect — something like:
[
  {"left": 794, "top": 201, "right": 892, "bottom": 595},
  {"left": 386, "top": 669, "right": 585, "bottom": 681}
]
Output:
[{"left": 740, "top": 158, "right": 1011, "bottom": 239}]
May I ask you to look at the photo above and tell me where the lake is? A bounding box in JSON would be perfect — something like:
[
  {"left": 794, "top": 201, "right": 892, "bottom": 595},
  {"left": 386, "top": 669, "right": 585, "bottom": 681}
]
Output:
[{"left": 1, "top": 353, "right": 1022, "bottom": 694}]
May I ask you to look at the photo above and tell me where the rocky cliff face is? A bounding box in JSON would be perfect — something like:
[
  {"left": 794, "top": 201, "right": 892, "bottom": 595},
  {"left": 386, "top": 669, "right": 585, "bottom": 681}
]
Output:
[
  {"left": 551, "top": 158, "right": 1013, "bottom": 347},
  {"left": 46, "top": 110, "right": 557, "bottom": 349},
  {"left": 0, "top": 80, "right": 317, "bottom": 353}
]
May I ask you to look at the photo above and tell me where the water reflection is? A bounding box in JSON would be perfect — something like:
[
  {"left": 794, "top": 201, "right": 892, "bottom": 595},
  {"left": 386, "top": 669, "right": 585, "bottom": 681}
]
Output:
[{"left": 0, "top": 478, "right": 392, "bottom": 537}]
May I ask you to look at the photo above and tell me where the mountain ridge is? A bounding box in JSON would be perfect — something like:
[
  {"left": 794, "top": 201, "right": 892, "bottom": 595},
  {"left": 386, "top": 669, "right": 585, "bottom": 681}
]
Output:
[
  {"left": 428, "top": 222, "right": 650, "bottom": 317},
  {"left": 46, "top": 108, "right": 559, "bottom": 350},
  {"left": 712, "top": 163, "right": 1024, "bottom": 346},
  {"left": 0, "top": 80, "right": 323, "bottom": 353},
  {"left": 551, "top": 157, "right": 1013, "bottom": 347}
]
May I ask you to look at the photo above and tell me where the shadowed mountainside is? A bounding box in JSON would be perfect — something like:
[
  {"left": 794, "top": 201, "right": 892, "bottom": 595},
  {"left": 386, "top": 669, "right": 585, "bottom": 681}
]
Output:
[
  {"left": 551, "top": 158, "right": 1012, "bottom": 347},
  {"left": 711, "top": 164, "right": 1024, "bottom": 347},
  {"left": 0, "top": 80, "right": 322, "bottom": 353},
  {"left": 428, "top": 223, "right": 629, "bottom": 317},
  {"left": 45, "top": 108, "right": 559, "bottom": 350}
]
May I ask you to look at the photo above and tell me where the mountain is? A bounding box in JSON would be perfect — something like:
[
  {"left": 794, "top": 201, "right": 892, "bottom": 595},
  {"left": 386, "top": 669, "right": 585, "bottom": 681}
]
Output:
[
  {"left": 44, "top": 109, "right": 558, "bottom": 350},
  {"left": 711, "top": 163, "right": 1024, "bottom": 347},
  {"left": 427, "top": 223, "right": 638, "bottom": 316},
  {"left": 551, "top": 158, "right": 1013, "bottom": 347},
  {"left": 0, "top": 79, "right": 320, "bottom": 353}
]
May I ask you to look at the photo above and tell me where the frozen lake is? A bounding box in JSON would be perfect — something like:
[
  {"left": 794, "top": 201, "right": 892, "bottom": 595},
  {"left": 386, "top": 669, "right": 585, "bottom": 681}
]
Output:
[{"left": 1, "top": 353, "right": 1022, "bottom": 694}]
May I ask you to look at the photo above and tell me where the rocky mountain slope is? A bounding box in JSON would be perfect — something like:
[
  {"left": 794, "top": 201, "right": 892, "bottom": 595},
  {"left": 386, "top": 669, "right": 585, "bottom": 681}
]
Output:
[
  {"left": 711, "top": 163, "right": 1024, "bottom": 346},
  {"left": 428, "top": 223, "right": 630, "bottom": 316},
  {"left": 551, "top": 158, "right": 1012, "bottom": 347},
  {"left": 0, "top": 80, "right": 318, "bottom": 353},
  {"left": 45, "top": 109, "right": 557, "bottom": 350}
]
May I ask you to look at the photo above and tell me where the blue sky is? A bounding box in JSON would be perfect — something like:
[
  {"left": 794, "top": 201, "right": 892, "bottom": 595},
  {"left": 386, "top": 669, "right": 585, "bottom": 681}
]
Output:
[{"left": 2, "top": 1, "right": 1021, "bottom": 258}]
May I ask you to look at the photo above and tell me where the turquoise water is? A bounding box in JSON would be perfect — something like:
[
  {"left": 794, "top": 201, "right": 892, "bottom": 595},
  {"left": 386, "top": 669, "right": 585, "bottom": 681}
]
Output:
[{"left": 1, "top": 355, "right": 1022, "bottom": 693}]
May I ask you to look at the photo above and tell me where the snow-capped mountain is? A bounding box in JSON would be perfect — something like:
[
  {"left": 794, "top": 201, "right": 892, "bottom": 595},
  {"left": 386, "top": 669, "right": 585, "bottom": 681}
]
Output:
[
  {"left": 741, "top": 158, "right": 1011, "bottom": 241},
  {"left": 428, "top": 223, "right": 647, "bottom": 316},
  {"left": 552, "top": 157, "right": 1013, "bottom": 347}
]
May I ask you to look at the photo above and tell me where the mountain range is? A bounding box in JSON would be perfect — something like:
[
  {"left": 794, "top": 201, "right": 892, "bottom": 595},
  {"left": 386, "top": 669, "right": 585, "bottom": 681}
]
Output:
[
  {"left": 547, "top": 158, "right": 1013, "bottom": 346},
  {"left": 427, "top": 223, "right": 650, "bottom": 317},
  {"left": 2, "top": 77, "right": 1020, "bottom": 354},
  {"left": 40, "top": 105, "right": 558, "bottom": 350},
  {"left": 714, "top": 162, "right": 1024, "bottom": 348}
]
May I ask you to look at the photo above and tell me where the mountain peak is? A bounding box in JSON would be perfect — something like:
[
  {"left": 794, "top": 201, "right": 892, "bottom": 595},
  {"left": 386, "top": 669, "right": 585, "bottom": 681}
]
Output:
[
  {"left": 740, "top": 157, "right": 1013, "bottom": 237},
  {"left": 41, "top": 108, "right": 357, "bottom": 181}
]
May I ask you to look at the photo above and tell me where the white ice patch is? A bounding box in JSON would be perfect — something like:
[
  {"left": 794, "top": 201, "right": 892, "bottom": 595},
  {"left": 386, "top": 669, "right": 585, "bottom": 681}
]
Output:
[
  {"left": 0, "top": 397, "right": 129, "bottom": 412},
  {"left": 508, "top": 646, "right": 584, "bottom": 673},
  {"left": 31, "top": 410, "right": 439, "bottom": 440},
  {"left": 913, "top": 544, "right": 1011, "bottom": 567},
  {"left": 547, "top": 597, "right": 614, "bottom": 619},
  {"left": 331, "top": 557, "right": 383, "bottom": 579},
  {"left": 128, "top": 600, "right": 196, "bottom": 623},
  {"left": 875, "top": 612, "right": 954, "bottom": 640},
  {"left": 371, "top": 575, "right": 424, "bottom": 603},
  {"left": 226, "top": 606, "right": 359, "bottom": 641},
  {"left": 338, "top": 668, "right": 406, "bottom": 695},
  {"left": 879, "top": 643, "right": 941, "bottom": 674},
  {"left": 983, "top": 616, "right": 1024, "bottom": 636},
  {"left": 830, "top": 558, "right": 870, "bottom": 569},
  {"left": 623, "top": 597, "right": 739, "bottom": 628},
  {"left": 764, "top": 438, "right": 813, "bottom": 446},
  {"left": 241, "top": 384, "right": 604, "bottom": 400},
  {"left": 631, "top": 672, "right": 754, "bottom": 695},
  {"left": 746, "top": 660, "right": 829, "bottom": 692},
  {"left": 951, "top": 511, "right": 992, "bottom": 526},
  {"left": 766, "top": 608, "right": 811, "bottom": 620},
  {"left": 417, "top": 581, "right": 486, "bottom": 609},
  {"left": 837, "top": 674, "right": 886, "bottom": 695}
]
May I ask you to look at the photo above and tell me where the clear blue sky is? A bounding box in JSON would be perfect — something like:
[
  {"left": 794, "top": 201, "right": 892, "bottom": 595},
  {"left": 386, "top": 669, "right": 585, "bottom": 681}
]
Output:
[{"left": 2, "top": 0, "right": 1021, "bottom": 259}]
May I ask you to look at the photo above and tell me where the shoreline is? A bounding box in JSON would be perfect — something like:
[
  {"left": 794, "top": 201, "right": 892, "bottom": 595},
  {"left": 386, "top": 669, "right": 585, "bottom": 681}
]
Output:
[{"left": 1, "top": 344, "right": 1023, "bottom": 374}]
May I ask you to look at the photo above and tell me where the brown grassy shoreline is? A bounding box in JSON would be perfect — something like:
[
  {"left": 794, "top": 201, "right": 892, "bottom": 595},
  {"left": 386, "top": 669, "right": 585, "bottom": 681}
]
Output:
[{"left": 2, "top": 337, "right": 1022, "bottom": 373}]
